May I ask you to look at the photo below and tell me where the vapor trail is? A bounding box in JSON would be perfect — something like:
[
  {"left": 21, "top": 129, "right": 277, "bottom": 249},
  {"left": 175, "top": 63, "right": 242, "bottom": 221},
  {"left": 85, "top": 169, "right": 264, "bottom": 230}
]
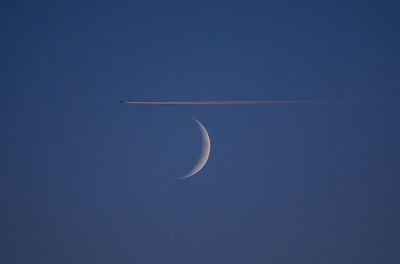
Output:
[{"left": 121, "top": 100, "right": 343, "bottom": 105}]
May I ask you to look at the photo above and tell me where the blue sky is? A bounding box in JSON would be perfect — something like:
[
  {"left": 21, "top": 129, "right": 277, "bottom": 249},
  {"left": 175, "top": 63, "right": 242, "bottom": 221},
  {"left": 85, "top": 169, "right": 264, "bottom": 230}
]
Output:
[{"left": 1, "top": 1, "right": 399, "bottom": 263}]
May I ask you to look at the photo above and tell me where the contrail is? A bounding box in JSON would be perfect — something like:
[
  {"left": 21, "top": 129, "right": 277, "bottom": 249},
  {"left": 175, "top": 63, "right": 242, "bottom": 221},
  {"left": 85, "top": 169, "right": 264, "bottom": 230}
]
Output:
[{"left": 121, "top": 100, "right": 344, "bottom": 105}]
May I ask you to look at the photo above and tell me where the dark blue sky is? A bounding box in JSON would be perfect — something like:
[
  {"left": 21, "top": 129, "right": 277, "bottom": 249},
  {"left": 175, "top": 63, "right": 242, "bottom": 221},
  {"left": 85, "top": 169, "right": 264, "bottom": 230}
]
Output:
[{"left": 1, "top": 1, "right": 399, "bottom": 263}]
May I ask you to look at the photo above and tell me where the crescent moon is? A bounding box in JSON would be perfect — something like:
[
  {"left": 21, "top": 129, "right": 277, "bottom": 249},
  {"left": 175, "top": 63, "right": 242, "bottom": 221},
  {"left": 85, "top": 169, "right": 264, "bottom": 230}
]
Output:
[{"left": 179, "top": 119, "right": 211, "bottom": 179}]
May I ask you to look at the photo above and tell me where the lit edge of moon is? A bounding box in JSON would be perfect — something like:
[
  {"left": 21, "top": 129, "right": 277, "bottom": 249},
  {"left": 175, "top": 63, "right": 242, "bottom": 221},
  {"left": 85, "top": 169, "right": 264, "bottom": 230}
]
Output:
[{"left": 179, "top": 118, "right": 211, "bottom": 179}]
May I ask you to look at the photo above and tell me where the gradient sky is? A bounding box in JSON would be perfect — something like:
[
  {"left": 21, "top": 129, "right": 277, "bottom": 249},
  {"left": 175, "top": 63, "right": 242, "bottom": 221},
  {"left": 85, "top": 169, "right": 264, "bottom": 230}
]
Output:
[{"left": 1, "top": 1, "right": 399, "bottom": 263}]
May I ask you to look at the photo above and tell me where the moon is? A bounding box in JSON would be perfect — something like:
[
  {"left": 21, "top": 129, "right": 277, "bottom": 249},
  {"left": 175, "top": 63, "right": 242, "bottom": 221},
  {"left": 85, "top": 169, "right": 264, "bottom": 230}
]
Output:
[{"left": 179, "top": 119, "right": 211, "bottom": 179}]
